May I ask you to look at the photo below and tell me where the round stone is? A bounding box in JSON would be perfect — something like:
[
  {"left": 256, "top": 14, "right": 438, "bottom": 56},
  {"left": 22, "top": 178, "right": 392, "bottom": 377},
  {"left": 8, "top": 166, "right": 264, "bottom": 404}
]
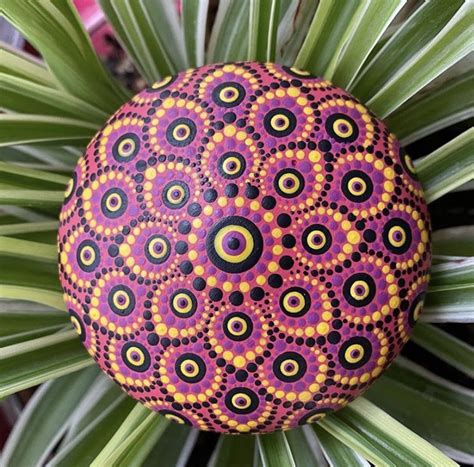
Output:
[{"left": 58, "top": 62, "right": 431, "bottom": 434}]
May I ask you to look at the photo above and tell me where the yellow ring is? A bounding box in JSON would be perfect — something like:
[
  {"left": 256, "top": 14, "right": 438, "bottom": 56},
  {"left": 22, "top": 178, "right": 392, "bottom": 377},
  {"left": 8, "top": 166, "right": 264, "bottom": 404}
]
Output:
[
  {"left": 270, "top": 113, "right": 290, "bottom": 131},
  {"left": 172, "top": 292, "right": 193, "bottom": 315},
  {"left": 344, "top": 343, "right": 365, "bottom": 364},
  {"left": 231, "top": 393, "right": 252, "bottom": 409},
  {"left": 282, "top": 291, "right": 306, "bottom": 314},
  {"left": 117, "top": 138, "right": 136, "bottom": 158},
  {"left": 277, "top": 173, "right": 301, "bottom": 195},
  {"left": 350, "top": 280, "right": 370, "bottom": 301},
  {"left": 172, "top": 124, "right": 191, "bottom": 142},
  {"left": 333, "top": 118, "right": 354, "bottom": 138},
  {"left": 79, "top": 246, "right": 96, "bottom": 266},
  {"left": 218, "top": 86, "right": 240, "bottom": 104},
  {"left": 214, "top": 225, "right": 254, "bottom": 264},
  {"left": 125, "top": 346, "right": 145, "bottom": 366},
  {"left": 388, "top": 225, "right": 407, "bottom": 247},
  {"left": 226, "top": 316, "right": 248, "bottom": 336}
]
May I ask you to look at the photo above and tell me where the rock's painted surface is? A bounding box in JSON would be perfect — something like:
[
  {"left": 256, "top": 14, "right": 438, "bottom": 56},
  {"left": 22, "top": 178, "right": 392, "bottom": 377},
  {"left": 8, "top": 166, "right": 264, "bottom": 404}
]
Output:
[{"left": 58, "top": 62, "right": 431, "bottom": 434}]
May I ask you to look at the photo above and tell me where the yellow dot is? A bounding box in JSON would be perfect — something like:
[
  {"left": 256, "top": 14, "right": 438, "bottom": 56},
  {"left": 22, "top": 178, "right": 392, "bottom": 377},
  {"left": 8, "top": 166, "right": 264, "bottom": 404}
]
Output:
[
  {"left": 299, "top": 391, "right": 312, "bottom": 402},
  {"left": 82, "top": 188, "right": 92, "bottom": 200},
  {"left": 234, "top": 356, "right": 246, "bottom": 368},
  {"left": 90, "top": 308, "right": 100, "bottom": 320},
  {"left": 236, "top": 424, "right": 250, "bottom": 432},
  {"left": 145, "top": 167, "right": 156, "bottom": 180},
  {"left": 347, "top": 231, "right": 360, "bottom": 244},
  {"left": 268, "top": 261, "right": 279, "bottom": 272},
  {"left": 317, "top": 322, "right": 329, "bottom": 335},
  {"left": 156, "top": 323, "right": 167, "bottom": 335},
  {"left": 119, "top": 243, "right": 131, "bottom": 257}
]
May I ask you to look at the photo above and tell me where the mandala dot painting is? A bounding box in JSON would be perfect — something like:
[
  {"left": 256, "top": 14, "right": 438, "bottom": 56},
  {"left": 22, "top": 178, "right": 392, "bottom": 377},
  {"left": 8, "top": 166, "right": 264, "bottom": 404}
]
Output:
[{"left": 58, "top": 62, "right": 431, "bottom": 434}]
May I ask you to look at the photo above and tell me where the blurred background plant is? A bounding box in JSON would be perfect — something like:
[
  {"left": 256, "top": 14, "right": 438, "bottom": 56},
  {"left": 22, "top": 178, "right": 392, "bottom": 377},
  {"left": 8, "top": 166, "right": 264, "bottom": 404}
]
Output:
[{"left": 0, "top": 0, "right": 473, "bottom": 466}]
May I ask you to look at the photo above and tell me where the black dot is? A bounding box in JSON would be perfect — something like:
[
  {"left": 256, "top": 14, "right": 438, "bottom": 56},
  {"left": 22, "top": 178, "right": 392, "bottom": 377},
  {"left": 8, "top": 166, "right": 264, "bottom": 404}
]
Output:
[
  {"left": 225, "top": 183, "right": 238, "bottom": 198},
  {"left": 327, "top": 331, "right": 341, "bottom": 344},
  {"left": 279, "top": 256, "right": 294, "bottom": 270},
  {"left": 229, "top": 291, "right": 244, "bottom": 306},
  {"left": 318, "top": 140, "right": 332, "bottom": 152},
  {"left": 245, "top": 185, "right": 259, "bottom": 199},
  {"left": 175, "top": 241, "right": 188, "bottom": 254},
  {"left": 204, "top": 189, "right": 218, "bottom": 202},
  {"left": 235, "top": 370, "right": 248, "bottom": 382},
  {"left": 277, "top": 214, "right": 291, "bottom": 228},
  {"left": 209, "top": 288, "right": 223, "bottom": 301},
  {"left": 193, "top": 277, "right": 206, "bottom": 291},
  {"left": 250, "top": 287, "right": 265, "bottom": 301},
  {"left": 282, "top": 234, "right": 296, "bottom": 248},
  {"left": 268, "top": 274, "right": 283, "bottom": 288},
  {"left": 262, "top": 196, "right": 276, "bottom": 210},
  {"left": 179, "top": 261, "right": 193, "bottom": 274},
  {"left": 223, "top": 112, "right": 237, "bottom": 123},
  {"left": 187, "top": 202, "right": 202, "bottom": 217},
  {"left": 178, "top": 220, "right": 191, "bottom": 234},
  {"left": 363, "top": 229, "right": 376, "bottom": 242},
  {"left": 147, "top": 333, "right": 159, "bottom": 345},
  {"left": 108, "top": 245, "right": 119, "bottom": 257}
]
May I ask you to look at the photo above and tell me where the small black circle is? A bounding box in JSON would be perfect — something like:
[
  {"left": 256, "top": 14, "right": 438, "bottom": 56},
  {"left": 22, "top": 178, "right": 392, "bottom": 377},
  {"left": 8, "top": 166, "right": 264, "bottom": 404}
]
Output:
[
  {"left": 325, "top": 113, "right": 359, "bottom": 143},
  {"left": 225, "top": 387, "right": 259, "bottom": 414},
  {"left": 122, "top": 342, "right": 151, "bottom": 372},
  {"left": 302, "top": 224, "right": 332, "bottom": 255},
  {"left": 264, "top": 108, "right": 297, "bottom": 137},
  {"left": 338, "top": 336, "right": 372, "bottom": 370},
  {"left": 175, "top": 353, "right": 206, "bottom": 383},
  {"left": 212, "top": 82, "right": 246, "bottom": 108},
  {"left": 341, "top": 170, "right": 373, "bottom": 202},
  {"left": 273, "top": 352, "right": 307, "bottom": 382},
  {"left": 382, "top": 218, "right": 412, "bottom": 254},
  {"left": 343, "top": 273, "right": 376, "bottom": 307},
  {"left": 166, "top": 118, "right": 197, "bottom": 147}
]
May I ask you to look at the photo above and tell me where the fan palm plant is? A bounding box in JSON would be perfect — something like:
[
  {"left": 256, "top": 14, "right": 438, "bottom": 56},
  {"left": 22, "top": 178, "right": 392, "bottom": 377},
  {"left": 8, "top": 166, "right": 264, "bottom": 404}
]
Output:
[{"left": 0, "top": 0, "right": 473, "bottom": 465}]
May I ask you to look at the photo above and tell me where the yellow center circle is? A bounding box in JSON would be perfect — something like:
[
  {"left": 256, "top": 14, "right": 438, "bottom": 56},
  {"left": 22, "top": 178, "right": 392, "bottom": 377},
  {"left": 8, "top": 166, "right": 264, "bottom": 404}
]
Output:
[
  {"left": 350, "top": 280, "right": 370, "bottom": 300},
  {"left": 147, "top": 237, "right": 169, "bottom": 260},
  {"left": 219, "top": 86, "right": 240, "bottom": 103},
  {"left": 307, "top": 230, "right": 327, "bottom": 250},
  {"left": 222, "top": 156, "right": 242, "bottom": 176},
  {"left": 180, "top": 359, "right": 200, "bottom": 378},
  {"left": 278, "top": 173, "right": 301, "bottom": 195},
  {"left": 344, "top": 343, "right": 365, "bottom": 364},
  {"left": 226, "top": 316, "right": 248, "bottom": 336},
  {"left": 172, "top": 124, "right": 191, "bottom": 142},
  {"left": 214, "top": 225, "right": 254, "bottom": 264},
  {"left": 231, "top": 393, "right": 251, "bottom": 410},
  {"left": 348, "top": 177, "right": 367, "bottom": 196},
  {"left": 333, "top": 118, "right": 354, "bottom": 138},
  {"left": 80, "top": 246, "right": 96, "bottom": 266},
  {"left": 117, "top": 138, "right": 136, "bottom": 158},
  {"left": 166, "top": 184, "right": 186, "bottom": 205},
  {"left": 388, "top": 225, "right": 407, "bottom": 247},
  {"left": 172, "top": 293, "right": 193, "bottom": 315},
  {"left": 126, "top": 346, "right": 145, "bottom": 366},
  {"left": 113, "top": 290, "right": 131, "bottom": 311},
  {"left": 280, "top": 359, "right": 299, "bottom": 377},
  {"left": 282, "top": 291, "right": 306, "bottom": 314},
  {"left": 105, "top": 193, "right": 123, "bottom": 212},
  {"left": 270, "top": 113, "right": 290, "bottom": 131}
]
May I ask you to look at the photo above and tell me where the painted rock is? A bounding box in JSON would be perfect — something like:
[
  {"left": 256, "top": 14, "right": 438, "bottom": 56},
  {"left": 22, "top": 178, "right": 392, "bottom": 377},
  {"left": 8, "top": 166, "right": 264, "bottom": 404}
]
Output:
[{"left": 58, "top": 62, "right": 431, "bottom": 434}]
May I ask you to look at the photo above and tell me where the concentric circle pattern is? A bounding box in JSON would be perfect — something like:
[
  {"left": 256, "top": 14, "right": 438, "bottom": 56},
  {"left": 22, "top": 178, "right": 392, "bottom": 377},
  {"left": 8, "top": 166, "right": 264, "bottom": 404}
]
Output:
[{"left": 58, "top": 62, "right": 431, "bottom": 434}]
